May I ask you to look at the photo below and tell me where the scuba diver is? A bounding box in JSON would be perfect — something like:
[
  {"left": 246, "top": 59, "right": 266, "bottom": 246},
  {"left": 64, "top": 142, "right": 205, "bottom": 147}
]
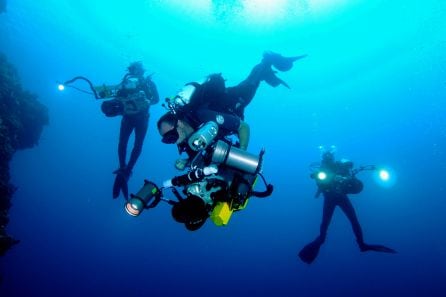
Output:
[
  {"left": 121, "top": 110, "right": 272, "bottom": 230},
  {"left": 180, "top": 51, "right": 307, "bottom": 121},
  {"left": 102, "top": 62, "right": 159, "bottom": 199},
  {"left": 163, "top": 50, "right": 306, "bottom": 169},
  {"left": 123, "top": 51, "right": 302, "bottom": 230},
  {"left": 59, "top": 62, "right": 159, "bottom": 199},
  {"left": 298, "top": 146, "right": 397, "bottom": 264},
  {"left": 147, "top": 110, "right": 273, "bottom": 230}
]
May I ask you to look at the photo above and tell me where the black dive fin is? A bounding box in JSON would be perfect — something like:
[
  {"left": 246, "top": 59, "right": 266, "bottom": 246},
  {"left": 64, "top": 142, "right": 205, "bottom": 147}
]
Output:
[
  {"left": 360, "top": 243, "right": 397, "bottom": 254},
  {"left": 263, "top": 51, "right": 307, "bottom": 72},
  {"left": 121, "top": 178, "right": 129, "bottom": 200},
  {"left": 112, "top": 174, "right": 123, "bottom": 199},
  {"left": 298, "top": 238, "right": 323, "bottom": 264},
  {"left": 263, "top": 68, "right": 291, "bottom": 89},
  {"left": 273, "top": 54, "right": 307, "bottom": 72}
]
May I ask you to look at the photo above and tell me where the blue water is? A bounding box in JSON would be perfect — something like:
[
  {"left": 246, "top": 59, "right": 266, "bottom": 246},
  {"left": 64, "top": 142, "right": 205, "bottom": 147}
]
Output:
[{"left": 1, "top": 1, "right": 445, "bottom": 296}]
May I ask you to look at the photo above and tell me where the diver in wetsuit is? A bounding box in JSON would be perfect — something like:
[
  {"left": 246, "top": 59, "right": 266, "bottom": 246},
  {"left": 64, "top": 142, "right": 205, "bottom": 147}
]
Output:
[
  {"left": 163, "top": 51, "right": 306, "bottom": 170},
  {"left": 100, "top": 62, "right": 159, "bottom": 199},
  {"left": 299, "top": 148, "right": 397, "bottom": 264},
  {"left": 193, "top": 51, "right": 307, "bottom": 121},
  {"left": 155, "top": 51, "right": 300, "bottom": 229}
]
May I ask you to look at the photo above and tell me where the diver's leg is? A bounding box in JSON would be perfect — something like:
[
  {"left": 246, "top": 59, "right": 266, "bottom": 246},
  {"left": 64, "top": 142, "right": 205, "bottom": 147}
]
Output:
[
  {"left": 126, "top": 113, "right": 149, "bottom": 172},
  {"left": 226, "top": 52, "right": 306, "bottom": 117},
  {"left": 338, "top": 196, "right": 397, "bottom": 253},
  {"left": 113, "top": 116, "right": 133, "bottom": 199},
  {"left": 319, "top": 195, "right": 337, "bottom": 242},
  {"left": 337, "top": 195, "right": 364, "bottom": 244},
  {"left": 298, "top": 195, "right": 335, "bottom": 264},
  {"left": 118, "top": 116, "right": 132, "bottom": 168}
]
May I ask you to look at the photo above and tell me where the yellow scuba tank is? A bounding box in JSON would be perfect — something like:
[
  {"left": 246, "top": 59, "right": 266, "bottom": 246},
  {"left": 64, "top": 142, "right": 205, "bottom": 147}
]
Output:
[
  {"left": 210, "top": 172, "right": 256, "bottom": 227},
  {"left": 210, "top": 198, "right": 250, "bottom": 227},
  {"left": 210, "top": 201, "right": 233, "bottom": 226}
]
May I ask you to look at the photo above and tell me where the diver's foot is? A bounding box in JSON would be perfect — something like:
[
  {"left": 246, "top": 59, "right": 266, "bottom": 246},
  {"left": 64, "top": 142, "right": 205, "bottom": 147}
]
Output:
[
  {"left": 262, "top": 67, "right": 290, "bottom": 88},
  {"left": 113, "top": 167, "right": 132, "bottom": 180},
  {"left": 112, "top": 167, "right": 132, "bottom": 200},
  {"left": 298, "top": 236, "right": 324, "bottom": 264},
  {"left": 262, "top": 51, "right": 307, "bottom": 72},
  {"left": 359, "top": 242, "right": 397, "bottom": 254}
]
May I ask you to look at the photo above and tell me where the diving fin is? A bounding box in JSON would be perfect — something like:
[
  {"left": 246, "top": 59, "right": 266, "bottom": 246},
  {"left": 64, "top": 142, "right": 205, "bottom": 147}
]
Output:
[
  {"left": 298, "top": 237, "right": 323, "bottom": 264},
  {"left": 262, "top": 51, "right": 307, "bottom": 72},
  {"left": 112, "top": 168, "right": 130, "bottom": 200},
  {"left": 359, "top": 243, "right": 397, "bottom": 254},
  {"left": 262, "top": 68, "right": 291, "bottom": 89},
  {"left": 260, "top": 51, "right": 307, "bottom": 88}
]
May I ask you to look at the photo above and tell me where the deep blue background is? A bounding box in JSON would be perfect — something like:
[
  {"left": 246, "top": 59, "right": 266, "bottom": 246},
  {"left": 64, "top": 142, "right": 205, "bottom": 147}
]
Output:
[{"left": 1, "top": 1, "right": 445, "bottom": 296}]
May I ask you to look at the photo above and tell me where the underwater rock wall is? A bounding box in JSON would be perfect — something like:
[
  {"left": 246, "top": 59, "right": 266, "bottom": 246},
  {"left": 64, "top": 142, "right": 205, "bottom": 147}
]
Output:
[{"left": 0, "top": 53, "right": 49, "bottom": 256}]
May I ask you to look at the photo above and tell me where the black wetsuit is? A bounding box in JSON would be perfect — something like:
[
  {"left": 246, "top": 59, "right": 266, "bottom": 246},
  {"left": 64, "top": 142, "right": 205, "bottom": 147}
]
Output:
[
  {"left": 316, "top": 161, "right": 365, "bottom": 244},
  {"left": 206, "top": 62, "right": 272, "bottom": 120},
  {"left": 117, "top": 77, "right": 159, "bottom": 172},
  {"left": 298, "top": 158, "right": 396, "bottom": 264},
  {"left": 319, "top": 190, "right": 364, "bottom": 244},
  {"left": 118, "top": 112, "right": 149, "bottom": 171},
  {"left": 113, "top": 76, "right": 159, "bottom": 199}
]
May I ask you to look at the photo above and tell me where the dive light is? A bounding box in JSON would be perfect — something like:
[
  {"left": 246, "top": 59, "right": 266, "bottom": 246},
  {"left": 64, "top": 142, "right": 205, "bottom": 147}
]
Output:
[
  {"left": 378, "top": 169, "right": 390, "bottom": 181},
  {"left": 125, "top": 180, "right": 161, "bottom": 217},
  {"left": 317, "top": 171, "right": 327, "bottom": 181},
  {"left": 56, "top": 76, "right": 100, "bottom": 99}
]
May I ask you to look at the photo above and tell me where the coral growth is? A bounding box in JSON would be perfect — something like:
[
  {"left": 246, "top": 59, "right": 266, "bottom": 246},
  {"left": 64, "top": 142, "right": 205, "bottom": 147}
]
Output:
[{"left": 0, "top": 53, "right": 48, "bottom": 256}]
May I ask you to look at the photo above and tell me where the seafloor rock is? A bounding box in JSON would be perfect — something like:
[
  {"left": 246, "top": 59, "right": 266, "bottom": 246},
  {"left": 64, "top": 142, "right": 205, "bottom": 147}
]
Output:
[{"left": 0, "top": 53, "right": 49, "bottom": 256}]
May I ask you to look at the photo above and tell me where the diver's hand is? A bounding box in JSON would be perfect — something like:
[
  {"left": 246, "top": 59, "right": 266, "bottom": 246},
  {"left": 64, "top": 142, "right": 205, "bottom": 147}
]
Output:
[
  {"left": 162, "top": 179, "right": 173, "bottom": 188},
  {"left": 203, "top": 165, "right": 218, "bottom": 175},
  {"left": 175, "top": 158, "right": 189, "bottom": 171}
]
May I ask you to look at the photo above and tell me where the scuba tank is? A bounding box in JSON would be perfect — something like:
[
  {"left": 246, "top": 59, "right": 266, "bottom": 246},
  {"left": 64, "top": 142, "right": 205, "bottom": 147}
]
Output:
[{"left": 171, "top": 78, "right": 207, "bottom": 107}]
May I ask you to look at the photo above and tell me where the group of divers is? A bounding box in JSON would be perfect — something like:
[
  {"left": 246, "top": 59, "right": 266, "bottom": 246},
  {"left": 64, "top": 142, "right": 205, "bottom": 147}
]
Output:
[{"left": 60, "top": 51, "right": 396, "bottom": 264}]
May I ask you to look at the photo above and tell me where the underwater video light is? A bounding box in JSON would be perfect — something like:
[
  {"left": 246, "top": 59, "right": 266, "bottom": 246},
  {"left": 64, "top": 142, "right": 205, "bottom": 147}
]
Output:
[
  {"left": 58, "top": 84, "right": 65, "bottom": 91},
  {"left": 125, "top": 180, "right": 161, "bottom": 217},
  {"left": 373, "top": 166, "right": 396, "bottom": 188},
  {"left": 317, "top": 171, "right": 327, "bottom": 181},
  {"left": 378, "top": 169, "right": 390, "bottom": 181}
]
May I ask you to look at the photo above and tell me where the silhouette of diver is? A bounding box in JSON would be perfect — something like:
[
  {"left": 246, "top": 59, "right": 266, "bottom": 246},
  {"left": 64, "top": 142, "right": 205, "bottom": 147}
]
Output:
[{"left": 299, "top": 148, "right": 396, "bottom": 264}]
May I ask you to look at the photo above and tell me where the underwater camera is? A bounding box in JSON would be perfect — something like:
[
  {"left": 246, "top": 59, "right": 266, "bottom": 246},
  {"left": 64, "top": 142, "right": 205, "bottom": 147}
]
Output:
[{"left": 125, "top": 180, "right": 161, "bottom": 216}]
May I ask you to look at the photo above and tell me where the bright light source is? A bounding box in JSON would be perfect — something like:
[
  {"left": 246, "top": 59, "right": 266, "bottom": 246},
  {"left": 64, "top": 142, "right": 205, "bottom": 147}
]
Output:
[
  {"left": 243, "top": 0, "right": 287, "bottom": 23},
  {"left": 58, "top": 84, "right": 65, "bottom": 91},
  {"left": 373, "top": 166, "right": 396, "bottom": 188},
  {"left": 379, "top": 169, "right": 390, "bottom": 181},
  {"left": 317, "top": 171, "right": 327, "bottom": 181}
]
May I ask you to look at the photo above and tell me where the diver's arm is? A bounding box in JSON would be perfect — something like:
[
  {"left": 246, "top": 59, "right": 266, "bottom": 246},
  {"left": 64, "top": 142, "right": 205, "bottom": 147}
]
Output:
[
  {"left": 238, "top": 121, "right": 250, "bottom": 151},
  {"left": 145, "top": 78, "right": 160, "bottom": 105}
]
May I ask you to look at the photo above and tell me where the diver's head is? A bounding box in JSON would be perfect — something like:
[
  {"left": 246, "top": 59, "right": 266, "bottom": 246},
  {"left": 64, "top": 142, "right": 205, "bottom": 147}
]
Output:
[
  {"left": 319, "top": 145, "right": 337, "bottom": 165},
  {"left": 157, "top": 112, "right": 194, "bottom": 145},
  {"left": 321, "top": 151, "right": 335, "bottom": 165},
  {"left": 171, "top": 195, "right": 209, "bottom": 231},
  {"left": 127, "top": 61, "right": 145, "bottom": 76}
]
